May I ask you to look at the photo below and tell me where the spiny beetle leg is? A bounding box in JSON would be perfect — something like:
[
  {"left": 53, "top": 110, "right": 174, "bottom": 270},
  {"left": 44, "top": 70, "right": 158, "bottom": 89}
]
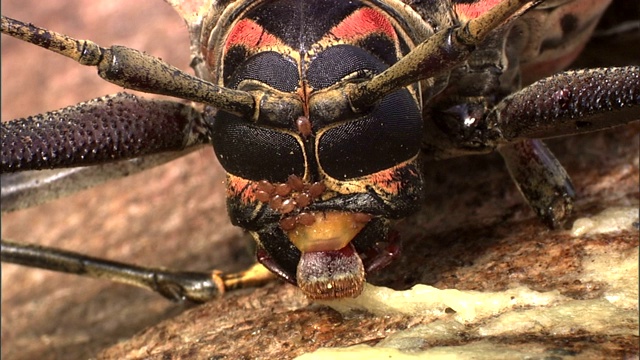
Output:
[
  {"left": 1, "top": 93, "right": 208, "bottom": 173},
  {"left": 499, "top": 139, "right": 575, "bottom": 229},
  {"left": 489, "top": 66, "right": 640, "bottom": 141},
  {"left": 0, "top": 239, "right": 275, "bottom": 303},
  {"left": 490, "top": 66, "right": 639, "bottom": 228}
]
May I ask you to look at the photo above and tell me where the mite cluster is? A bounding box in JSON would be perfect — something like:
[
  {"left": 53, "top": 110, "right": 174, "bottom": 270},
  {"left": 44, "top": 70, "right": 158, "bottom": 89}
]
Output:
[{"left": 255, "top": 175, "right": 327, "bottom": 229}]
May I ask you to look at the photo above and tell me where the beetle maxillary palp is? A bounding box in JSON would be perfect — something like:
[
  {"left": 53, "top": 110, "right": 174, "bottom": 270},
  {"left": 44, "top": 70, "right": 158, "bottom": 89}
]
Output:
[{"left": 362, "top": 230, "right": 401, "bottom": 273}]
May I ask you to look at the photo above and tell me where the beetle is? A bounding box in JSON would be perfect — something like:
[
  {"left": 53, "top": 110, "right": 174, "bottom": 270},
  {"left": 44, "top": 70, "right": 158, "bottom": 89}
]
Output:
[{"left": 1, "top": 0, "right": 640, "bottom": 354}]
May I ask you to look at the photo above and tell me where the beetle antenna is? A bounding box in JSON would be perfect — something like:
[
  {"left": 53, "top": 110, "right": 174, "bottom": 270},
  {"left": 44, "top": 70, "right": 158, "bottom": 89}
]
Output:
[
  {"left": 0, "top": 16, "right": 257, "bottom": 118},
  {"left": 350, "top": 0, "right": 541, "bottom": 110},
  {"left": 308, "top": 0, "right": 540, "bottom": 121}
]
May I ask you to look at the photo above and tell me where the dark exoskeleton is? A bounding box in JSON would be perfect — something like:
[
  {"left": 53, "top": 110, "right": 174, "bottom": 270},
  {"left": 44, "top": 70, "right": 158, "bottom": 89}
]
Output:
[{"left": 1, "top": 0, "right": 638, "bottom": 301}]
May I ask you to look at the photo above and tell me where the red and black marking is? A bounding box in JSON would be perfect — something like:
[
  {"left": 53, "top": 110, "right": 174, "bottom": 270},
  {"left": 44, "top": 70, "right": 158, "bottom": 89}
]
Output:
[
  {"left": 453, "top": 0, "right": 504, "bottom": 21},
  {"left": 221, "top": 0, "right": 401, "bottom": 54},
  {"left": 218, "top": 0, "right": 411, "bottom": 94},
  {"left": 211, "top": 0, "right": 422, "bottom": 184}
]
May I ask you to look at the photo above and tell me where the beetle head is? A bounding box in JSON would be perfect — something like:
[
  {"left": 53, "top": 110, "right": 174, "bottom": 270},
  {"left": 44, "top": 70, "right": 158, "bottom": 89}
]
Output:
[{"left": 203, "top": 0, "right": 424, "bottom": 299}]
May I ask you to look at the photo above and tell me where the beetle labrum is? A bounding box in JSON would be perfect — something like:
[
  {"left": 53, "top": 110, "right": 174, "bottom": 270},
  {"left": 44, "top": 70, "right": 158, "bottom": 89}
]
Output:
[{"left": 1, "top": 0, "right": 638, "bottom": 302}]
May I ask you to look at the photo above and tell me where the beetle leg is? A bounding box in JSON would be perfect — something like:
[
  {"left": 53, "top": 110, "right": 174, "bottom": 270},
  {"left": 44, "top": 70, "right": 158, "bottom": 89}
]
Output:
[
  {"left": 1, "top": 93, "right": 207, "bottom": 173},
  {"left": 2, "top": 92, "right": 210, "bottom": 209},
  {"left": 489, "top": 66, "right": 639, "bottom": 141},
  {"left": 498, "top": 139, "right": 575, "bottom": 229},
  {"left": 0, "top": 239, "right": 275, "bottom": 303},
  {"left": 1, "top": 151, "right": 200, "bottom": 212},
  {"left": 220, "top": 262, "right": 277, "bottom": 292}
]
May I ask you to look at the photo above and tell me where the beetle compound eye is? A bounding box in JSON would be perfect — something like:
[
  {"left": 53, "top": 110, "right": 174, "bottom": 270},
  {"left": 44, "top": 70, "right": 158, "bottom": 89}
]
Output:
[
  {"left": 317, "top": 89, "right": 422, "bottom": 180},
  {"left": 306, "top": 43, "right": 422, "bottom": 180},
  {"left": 307, "top": 44, "right": 389, "bottom": 90},
  {"left": 226, "top": 51, "right": 299, "bottom": 93},
  {"left": 211, "top": 113, "right": 305, "bottom": 183}
]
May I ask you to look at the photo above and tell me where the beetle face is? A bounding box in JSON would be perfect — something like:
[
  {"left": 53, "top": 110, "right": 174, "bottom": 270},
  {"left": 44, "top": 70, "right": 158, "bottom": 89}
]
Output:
[{"left": 204, "top": 0, "right": 424, "bottom": 299}]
